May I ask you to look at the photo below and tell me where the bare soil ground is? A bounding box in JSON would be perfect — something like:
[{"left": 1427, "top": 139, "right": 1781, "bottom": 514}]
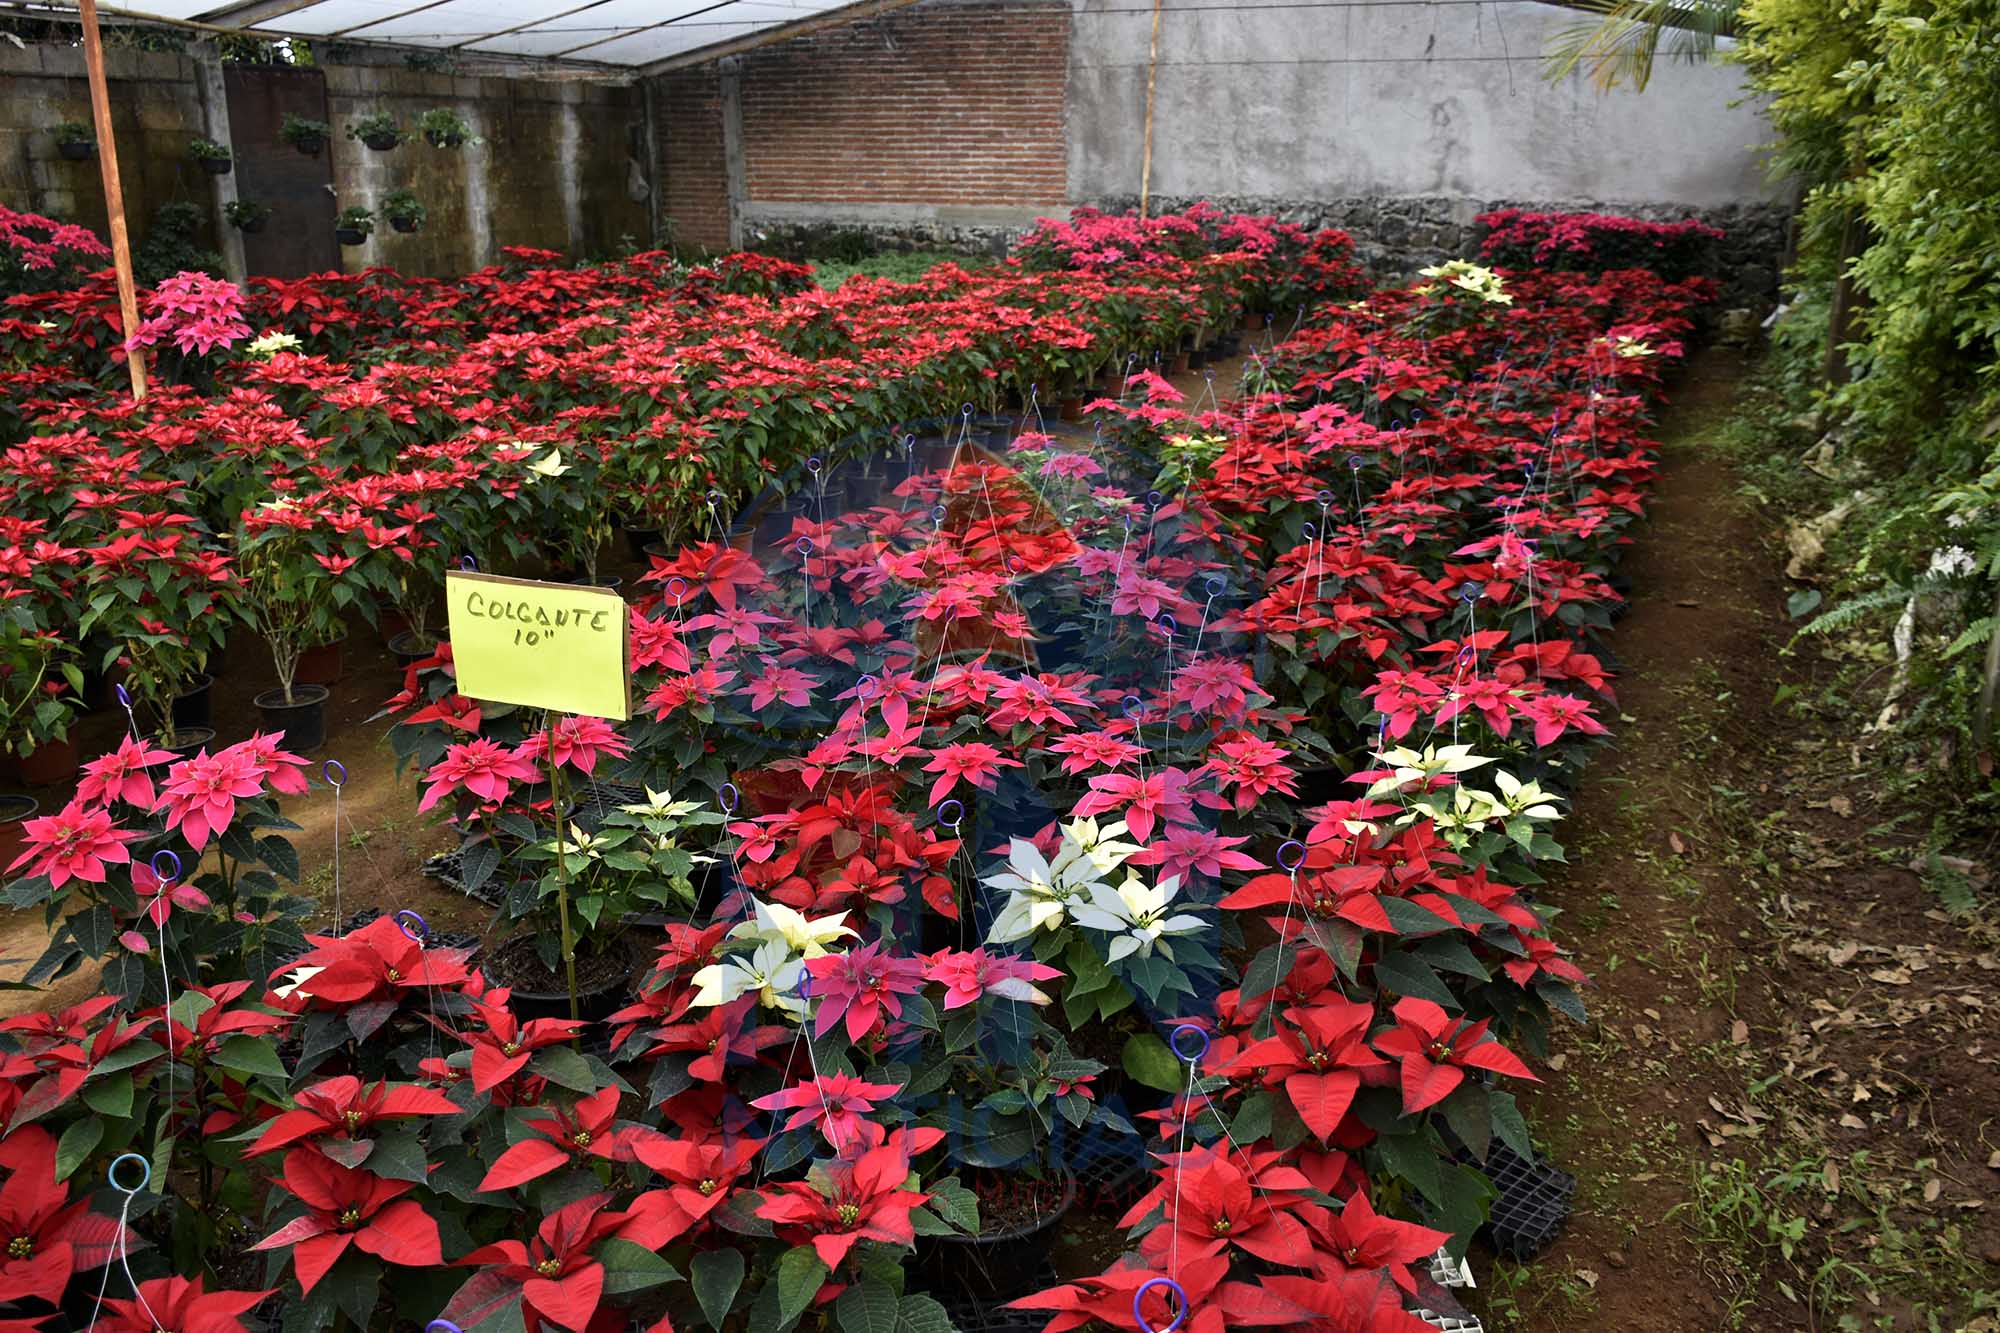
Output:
[{"left": 1464, "top": 349, "right": 2000, "bottom": 1331}]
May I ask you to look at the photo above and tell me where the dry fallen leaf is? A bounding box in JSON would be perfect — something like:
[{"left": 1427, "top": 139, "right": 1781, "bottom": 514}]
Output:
[
  {"left": 1669, "top": 831, "right": 1686, "bottom": 855},
  {"left": 1576, "top": 1269, "right": 1600, "bottom": 1289},
  {"left": 1731, "top": 1019, "right": 1750, "bottom": 1044},
  {"left": 1838, "top": 1113, "right": 1866, "bottom": 1129},
  {"left": 1924, "top": 1179, "right": 1942, "bottom": 1203},
  {"left": 1828, "top": 795, "right": 1853, "bottom": 817},
  {"left": 1987, "top": 1150, "right": 2000, "bottom": 1170},
  {"left": 1828, "top": 942, "right": 1860, "bottom": 966},
  {"left": 1823, "top": 1162, "right": 1841, "bottom": 1192}
]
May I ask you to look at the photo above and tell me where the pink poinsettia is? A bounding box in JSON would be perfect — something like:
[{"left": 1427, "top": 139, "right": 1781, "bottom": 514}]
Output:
[
  {"left": 157, "top": 746, "right": 266, "bottom": 850},
  {"left": 922, "top": 948, "right": 1061, "bottom": 1010},
  {"left": 802, "top": 943, "right": 926, "bottom": 1042},
  {"left": 6, "top": 798, "right": 139, "bottom": 888},
  {"left": 74, "top": 735, "right": 177, "bottom": 809},
  {"left": 517, "top": 715, "right": 629, "bottom": 776},
  {"left": 750, "top": 1072, "right": 902, "bottom": 1148},
  {"left": 418, "top": 738, "right": 541, "bottom": 812}
]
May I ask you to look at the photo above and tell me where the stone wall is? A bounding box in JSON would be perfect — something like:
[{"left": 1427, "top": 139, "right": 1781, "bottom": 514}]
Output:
[
  {"left": 0, "top": 43, "right": 222, "bottom": 262},
  {"left": 0, "top": 39, "right": 648, "bottom": 280}
]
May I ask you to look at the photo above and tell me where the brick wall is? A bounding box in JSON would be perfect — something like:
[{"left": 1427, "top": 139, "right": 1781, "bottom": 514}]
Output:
[
  {"left": 656, "top": 67, "right": 730, "bottom": 252},
  {"left": 739, "top": 1, "right": 1070, "bottom": 209}
]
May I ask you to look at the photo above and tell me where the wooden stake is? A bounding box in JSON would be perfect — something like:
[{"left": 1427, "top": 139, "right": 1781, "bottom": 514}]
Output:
[
  {"left": 1138, "top": 0, "right": 1163, "bottom": 219},
  {"left": 77, "top": 0, "right": 147, "bottom": 402}
]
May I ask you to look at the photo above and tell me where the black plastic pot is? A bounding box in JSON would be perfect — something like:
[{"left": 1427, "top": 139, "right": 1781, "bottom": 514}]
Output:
[
  {"left": 0, "top": 795, "right": 38, "bottom": 871},
  {"left": 158, "top": 727, "right": 217, "bottom": 760},
  {"left": 361, "top": 131, "right": 402, "bottom": 151},
  {"left": 58, "top": 140, "right": 95, "bottom": 161},
  {"left": 485, "top": 933, "right": 630, "bottom": 1022},
  {"left": 915, "top": 1169, "right": 1076, "bottom": 1300},
  {"left": 389, "top": 216, "right": 420, "bottom": 234},
  {"left": 234, "top": 215, "right": 269, "bottom": 235},
  {"left": 197, "top": 156, "right": 232, "bottom": 176},
  {"left": 292, "top": 133, "right": 326, "bottom": 157},
  {"left": 171, "top": 673, "right": 214, "bottom": 732},
  {"left": 620, "top": 524, "right": 662, "bottom": 561},
  {"left": 334, "top": 226, "right": 368, "bottom": 247},
  {"left": 388, "top": 630, "right": 435, "bottom": 667},
  {"left": 424, "top": 129, "right": 466, "bottom": 148},
  {"left": 255, "top": 684, "right": 328, "bottom": 752}
]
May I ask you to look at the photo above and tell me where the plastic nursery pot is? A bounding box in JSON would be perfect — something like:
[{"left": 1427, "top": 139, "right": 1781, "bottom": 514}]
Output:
[
  {"left": 362, "top": 131, "right": 401, "bottom": 151},
  {"left": 235, "top": 215, "right": 268, "bottom": 235},
  {"left": 620, "top": 524, "right": 662, "bottom": 562},
  {"left": 1187, "top": 346, "right": 1209, "bottom": 370},
  {"left": 198, "top": 157, "right": 232, "bottom": 176},
  {"left": 425, "top": 129, "right": 465, "bottom": 148},
  {"left": 156, "top": 727, "right": 217, "bottom": 761},
  {"left": 0, "top": 795, "right": 38, "bottom": 869},
  {"left": 1059, "top": 395, "right": 1085, "bottom": 423},
  {"left": 566, "top": 574, "right": 622, "bottom": 591},
  {"left": 915, "top": 1168, "right": 1077, "bottom": 1300},
  {"left": 484, "top": 932, "right": 631, "bottom": 1023},
  {"left": 294, "top": 636, "right": 345, "bottom": 687},
  {"left": 171, "top": 673, "right": 215, "bottom": 733},
  {"left": 1168, "top": 350, "right": 1192, "bottom": 375},
  {"left": 388, "top": 630, "right": 435, "bottom": 667},
  {"left": 18, "top": 736, "right": 78, "bottom": 787},
  {"left": 58, "top": 140, "right": 95, "bottom": 161},
  {"left": 334, "top": 226, "right": 368, "bottom": 247},
  {"left": 293, "top": 133, "right": 326, "bottom": 157},
  {"left": 254, "top": 684, "right": 329, "bottom": 752},
  {"left": 390, "top": 216, "right": 420, "bottom": 234}
]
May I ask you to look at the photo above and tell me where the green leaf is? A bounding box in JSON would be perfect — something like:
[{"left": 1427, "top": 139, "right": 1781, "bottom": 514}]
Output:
[
  {"left": 82, "top": 1069, "right": 133, "bottom": 1118},
  {"left": 528, "top": 1045, "right": 598, "bottom": 1093},
  {"left": 1488, "top": 1089, "right": 1533, "bottom": 1162},
  {"left": 1380, "top": 897, "right": 1455, "bottom": 936},
  {"left": 775, "top": 1245, "right": 829, "bottom": 1327},
  {"left": 836, "top": 1280, "right": 899, "bottom": 1333},
  {"left": 1372, "top": 1130, "right": 1444, "bottom": 1205},
  {"left": 925, "top": 1175, "right": 979, "bottom": 1235},
  {"left": 1121, "top": 1032, "right": 1186, "bottom": 1093},
  {"left": 1440, "top": 1081, "right": 1492, "bottom": 1163},
  {"left": 55, "top": 1118, "right": 104, "bottom": 1181},
  {"left": 1370, "top": 951, "right": 1455, "bottom": 1007},
  {"left": 211, "top": 1034, "right": 288, "bottom": 1083},
  {"left": 690, "top": 1246, "right": 745, "bottom": 1328},
  {"left": 893, "top": 1293, "right": 956, "bottom": 1333},
  {"left": 598, "top": 1237, "right": 680, "bottom": 1295}
]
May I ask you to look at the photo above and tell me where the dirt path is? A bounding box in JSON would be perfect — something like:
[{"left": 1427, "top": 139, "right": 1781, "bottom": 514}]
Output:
[{"left": 1465, "top": 349, "right": 2000, "bottom": 1330}]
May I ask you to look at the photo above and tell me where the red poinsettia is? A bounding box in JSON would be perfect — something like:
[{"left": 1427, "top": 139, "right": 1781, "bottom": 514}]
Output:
[
  {"left": 1370, "top": 996, "right": 1538, "bottom": 1113},
  {"left": 753, "top": 1126, "right": 937, "bottom": 1267},
  {"left": 247, "top": 1074, "right": 459, "bottom": 1156},
  {"left": 0, "top": 1127, "right": 127, "bottom": 1307},
  {"left": 477, "top": 1086, "right": 664, "bottom": 1192},
  {"left": 248, "top": 1150, "right": 442, "bottom": 1293},
  {"left": 441, "top": 1193, "right": 635, "bottom": 1333},
  {"left": 92, "top": 1275, "right": 273, "bottom": 1333}
]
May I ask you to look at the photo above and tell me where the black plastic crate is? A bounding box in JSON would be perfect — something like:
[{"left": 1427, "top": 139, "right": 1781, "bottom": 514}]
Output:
[
  {"left": 927, "top": 1258, "right": 1059, "bottom": 1332},
  {"left": 1458, "top": 1142, "right": 1576, "bottom": 1260}
]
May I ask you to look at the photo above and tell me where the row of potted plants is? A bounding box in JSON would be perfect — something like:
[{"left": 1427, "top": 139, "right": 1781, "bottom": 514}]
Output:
[{"left": 0, "top": 202, "right": 1717, "bottom": 1329}]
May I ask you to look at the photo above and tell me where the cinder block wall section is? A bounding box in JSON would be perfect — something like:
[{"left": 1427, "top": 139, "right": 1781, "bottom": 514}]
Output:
[
  {"left": 0, "top": 43, "right": 221, "bottom": 259},
  {"left": 0, "top": 39, "right": 647, "bottom": 280},
  {"left": 322, "top": 56, "right": 649, "bottom": 277}
]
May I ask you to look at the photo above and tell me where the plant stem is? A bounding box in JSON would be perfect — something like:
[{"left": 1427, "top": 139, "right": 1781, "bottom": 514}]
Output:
[{"left": 547, "top": 711, "right": 581, "bottom": 1023}]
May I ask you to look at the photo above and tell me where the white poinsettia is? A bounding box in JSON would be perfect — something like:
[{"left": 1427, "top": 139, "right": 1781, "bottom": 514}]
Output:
[
  {"left": 690, "top": 936, "right": 806, "bottom": 1015},
  {"left": 1050, "top": 816, "right": 1140, "bottom": 882},
  {"left": 1491, "top": 769, "right": 1562, "bottom": 819},
  {"left": 245, "top": 329, "right": 301, "bottom": 358},
  {"left": 1365, "top": 742, "right": 1495, "bottom": 798},
  {"left": 727, "top": 898, "right": 855, "bottom": 959},
  {"left": 617, "top": 786, "right": 704, "bottom": 819},
  {"left": 1070, "top": 872, "right": 1206, "bottom": 962},
  {"left": 526, "top": 449, "right": 570, "bottom": 480},
  {"left": 983, "top": 837, "right": 1082, "bottom": 944}
]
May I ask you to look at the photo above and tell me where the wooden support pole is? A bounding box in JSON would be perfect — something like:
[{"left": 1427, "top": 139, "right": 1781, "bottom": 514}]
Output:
[
  {"left": 1138, "top": 0, "right": 1163, "bottom": 219},
  {"left": 76, "top": 0, "right": 147, "bottom": 402}
]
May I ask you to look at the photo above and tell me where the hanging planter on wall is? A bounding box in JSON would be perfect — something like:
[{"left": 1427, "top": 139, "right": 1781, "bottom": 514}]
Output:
[
  {"left": 280, "top": 113, "right": 330, "bottom": 158},
  {"left": 54, "top": 122, "right": 95, "bottom": 160},
  {"left": 189, "top": 137, "right": 233, "bottom": 176},
  {"left": 382, "top": 189, "right": 427, "bottom": 235},
  {"left": 347, "top": 112, "right": 407, "bottom": 152},
  {"left": 418, "top": 108, "right": 474, "bottom": 149},
  {"left": 334, "top": 207, "right": 375, "bottom": 247},
  {"left": 226, "top": 199, "right": 271, "bottom": 234}
]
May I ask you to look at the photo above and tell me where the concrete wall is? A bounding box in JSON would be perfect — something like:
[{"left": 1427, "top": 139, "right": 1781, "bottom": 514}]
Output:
[
  {"left": 324, "top": 55, "right": 648, "bottom": 276},
  {"left": 0, "top": 43, "right": 223, "bottom": 262},
  {"left": 0, "top": 39, "right": 648, "bottom": 280},
  {"left": 1067, "top": 0, "right": 1781, "bottom": 210}
]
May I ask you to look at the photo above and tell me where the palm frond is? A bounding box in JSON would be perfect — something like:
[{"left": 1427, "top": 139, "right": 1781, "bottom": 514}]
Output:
[{"left": 1541, "top": 0, "right": 1742, "bottom": 93}]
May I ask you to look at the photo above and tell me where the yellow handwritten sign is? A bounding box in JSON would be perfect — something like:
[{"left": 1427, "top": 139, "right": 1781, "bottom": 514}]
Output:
[{"left": 445, "top": 572, "right": 630, "bottom": 720}]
